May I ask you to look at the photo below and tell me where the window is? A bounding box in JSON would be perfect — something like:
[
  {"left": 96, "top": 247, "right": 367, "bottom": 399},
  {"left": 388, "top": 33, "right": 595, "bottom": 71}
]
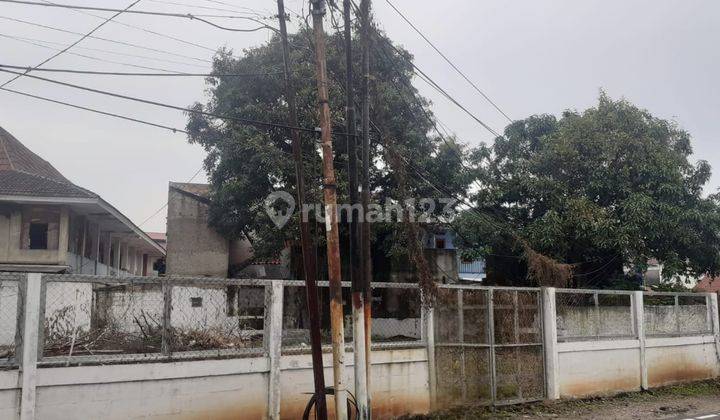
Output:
[
  {"left": 434, "top": 236, "right": 446, "bottom": 249},
  {"left": 29, "top": 223, "right": 49, "bottom": 250},
  {"left": 190, "top": 297, "right": 203, "bottom": 307}
]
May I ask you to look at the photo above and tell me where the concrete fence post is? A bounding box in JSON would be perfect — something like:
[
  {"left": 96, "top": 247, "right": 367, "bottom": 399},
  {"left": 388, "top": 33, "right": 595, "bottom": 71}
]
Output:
[
  {"left": 20, "top": 273, "right": 43, "bottom": 420},
  {"left": 161, "top": 281, "right": 172, "bottom": 357},
  {"left": 421, "top": 301, "right": 436, "bottom": 410},
  {"left": 709, "top": 293, "right": 720, "bottom": 366},
  {"left": 265, "top": 281, "right": 284, "bottom": 420},
  {"left": 632, "top": 291, "right": 648, "bottom": 390},
  {"left": 541, "top": 287, "right": 559, "bottom": 400}
]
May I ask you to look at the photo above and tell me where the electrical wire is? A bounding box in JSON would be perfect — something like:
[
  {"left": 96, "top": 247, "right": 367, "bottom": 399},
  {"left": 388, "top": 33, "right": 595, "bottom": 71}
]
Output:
[
  {"left": 0, "top": 0, "right": 142, "bottom": 88},
  {"left": 321, "top": 2, "right": 508, "bottom": 237},
  {"left": 0, "top": 33, "right": 210, "bottom": 68},
  {"left": 1, "top": 87, "right": 189, "bottom": 133},
  {"left": 349, "top": 0, "right": 502, "bottom": 139},
  {"left": 0, "top": 15, "right": 212, "bottom": 64},
  {"left": 383, "top": 0, "right": 513, "bottom": 123},
  {"left": 40, "top": 0, "right": 226, "bottom": 54},
  {"left": 0, "top": 0, "right": 277, "bottom": 33},
  {"left": 329, "top": 6, "right": 488, "bottom": 196},
  {"left": 200, "top": 0, "right": 274, "bottom": 18},
  {"left": 145, "top": 0, "right": 271, "bottom": 18},
  {"left": 0, "top": 33, "right": 195, "bottom": 74},
  {"left": 0, "top": 64, "right": 280, "bottom": 77},
  {"left": 0, "top": 68, "right": 355, "bottom": 136}
]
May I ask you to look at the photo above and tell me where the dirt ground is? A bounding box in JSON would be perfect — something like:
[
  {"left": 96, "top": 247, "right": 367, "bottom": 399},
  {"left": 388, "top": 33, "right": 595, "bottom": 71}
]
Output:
[{"left": 399, "top": 379, "right": 720, "bottom": 419}]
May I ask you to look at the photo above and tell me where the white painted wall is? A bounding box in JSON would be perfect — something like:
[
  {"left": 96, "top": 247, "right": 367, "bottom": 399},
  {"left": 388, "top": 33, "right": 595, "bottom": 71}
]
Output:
[
  {"left": 550, "top": 292, "right": 720, "bottom": 399},
  {"left": 0, "top": 348, "right": 428, "bottom": 420}
]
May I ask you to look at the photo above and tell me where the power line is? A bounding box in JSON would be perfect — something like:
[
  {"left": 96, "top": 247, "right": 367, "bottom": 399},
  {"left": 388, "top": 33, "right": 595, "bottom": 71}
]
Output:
[
  {"left": 0, "top": 33, "right": 194, "bottom": 73},
  {"left": 349, "top": 0, "right": 502, "bottom": 139},
  {"left": 0, "top": 0, "right": 277, "bottom": 32},
  {"left": 200, "top": 0, "right": 274, "bottom": 18},
  {"left": 0, "top": 15, "right": 212, "bottom": 64},
  {"left": 0, "top": 0, "right": 142, "bottom": 88},
  {"left": 40, "top": 0, "right": 225, "bottom": 54},
  {"left": 383, "top": 0, "right": 513, "bottom": 123},
  {"left": 145, "top": 0, "right": 271, "bottom": 17},
  {"left": 0, "top": 64, "right": 280, "bottom": 77},
  {"left": 1, "top": 33, "right": 210, "bottom": 68},
  {"left": 0, "top": 68, "right": 347, "bottom": 135},
  {"left": 0, "top": 84, "right": 333, "bottom": 170},
  {"left": 330, "top": 5, "right": 489, "bottom": 195},
  {"left": 1, "top": 87, "right": 189, "bottom": 133}
]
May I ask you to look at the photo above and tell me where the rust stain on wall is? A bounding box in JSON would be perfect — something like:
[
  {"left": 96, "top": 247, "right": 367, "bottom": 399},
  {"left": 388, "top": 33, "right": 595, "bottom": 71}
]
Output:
[
  {"left": 562, "top": 375, "right": 639, "bottom": 398},
  {"left": 173, "top": 403, "right": 265, "bottom": 420},
  {"left": 279, "top": 391, "right": 429, "bottom": 420},
  {"left": 648, "top": 360, "right": 715, "bottom": 388}
]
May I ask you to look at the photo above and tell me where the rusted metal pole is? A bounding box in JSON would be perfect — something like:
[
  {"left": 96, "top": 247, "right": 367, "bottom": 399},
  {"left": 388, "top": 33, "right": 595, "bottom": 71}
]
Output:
[
  {"left": 275, "top": 1, "right": 328, "bottom": 418},
  {"left": 343, "top": 0, "right": 369, "bottom": 418},
  {"left": 359, "top": 0, "right": 373, "bottom": 414},
  {"left": 310, "top": 1, "right": 348, "bottom": 418}
]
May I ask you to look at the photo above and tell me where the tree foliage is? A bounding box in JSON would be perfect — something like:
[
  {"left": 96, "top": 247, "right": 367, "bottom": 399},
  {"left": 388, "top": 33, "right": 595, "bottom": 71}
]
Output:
[
  {"left": 459, "top": 93, "right": 720, "bottom": 287},
  {"left": 186, "top": 24, "right": 466, "bottom": 261}
]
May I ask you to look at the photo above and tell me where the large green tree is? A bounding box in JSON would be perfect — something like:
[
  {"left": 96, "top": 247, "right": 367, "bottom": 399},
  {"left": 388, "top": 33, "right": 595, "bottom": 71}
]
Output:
[
  {"left": 459, "top": 93, "right": 720, "bottom": 287},
  {"left": 186, "top": 24, "right": 467, "bottom": 268}
]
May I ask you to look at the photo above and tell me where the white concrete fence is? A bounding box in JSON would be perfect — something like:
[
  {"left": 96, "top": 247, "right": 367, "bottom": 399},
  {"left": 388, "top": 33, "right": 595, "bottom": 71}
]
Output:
[{"left": 0, "top": 273, "right": 719, "bottom": 419}]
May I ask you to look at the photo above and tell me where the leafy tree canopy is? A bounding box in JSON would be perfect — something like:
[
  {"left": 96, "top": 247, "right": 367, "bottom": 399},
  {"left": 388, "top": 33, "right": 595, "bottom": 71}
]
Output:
[
  {"left": 186, "top": 24, "right": 467, "bottom": 261},
  {"left": 459, "top": 93, "right": 720, "bottom": 287}
]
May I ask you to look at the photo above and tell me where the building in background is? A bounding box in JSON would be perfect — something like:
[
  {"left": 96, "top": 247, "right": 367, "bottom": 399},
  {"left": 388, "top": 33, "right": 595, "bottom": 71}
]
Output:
[
  {"left": 0, "top": 127, "right": 165, "bottom": 275},
  {"left": 146, "top": 231, "right": 167, "bottom": 250},
  {"left": 165, "top": 182, "right": 259, "bottom": 278},
  {"left": 423, "top": 229, "right": 486, "bottom": 283}
]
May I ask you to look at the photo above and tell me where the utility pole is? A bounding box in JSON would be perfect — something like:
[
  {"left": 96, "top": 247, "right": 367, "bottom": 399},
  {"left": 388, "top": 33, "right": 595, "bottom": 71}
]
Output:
[
  {"left": 359, "top": 0, "right": 373, "bottom": 414},
  {"left": 343, "top": 0, "right": 369, "bottom": 418},
  {"left": 310, "top": 1, "right": 348, "bottom": 419},
  {"left": 275, "top": 1, "right": 328, "bottom": 419}
]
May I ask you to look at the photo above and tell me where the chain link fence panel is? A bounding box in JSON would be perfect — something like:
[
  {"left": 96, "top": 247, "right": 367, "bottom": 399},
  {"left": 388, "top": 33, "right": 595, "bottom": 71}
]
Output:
[
  {"left": 644, "top": 292, "right": 711, "bottom": 336},
  {"left": 0, "top": 273, "right": 21, "bottom": 368},
  {"left": 556, "top": 290, "right": 634, "bottom": 341}
]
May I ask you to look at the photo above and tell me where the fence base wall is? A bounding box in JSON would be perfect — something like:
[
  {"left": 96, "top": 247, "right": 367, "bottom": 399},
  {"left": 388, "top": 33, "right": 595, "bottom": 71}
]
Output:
[
  {"left": 646, "top": 336, "right": 719, "bottom": 388},
  {"left": 557, "top": 335, "right": 719, "bottom": 399},
  {"left": 0, "top": 347, "right": 428, "bottom": 420}
]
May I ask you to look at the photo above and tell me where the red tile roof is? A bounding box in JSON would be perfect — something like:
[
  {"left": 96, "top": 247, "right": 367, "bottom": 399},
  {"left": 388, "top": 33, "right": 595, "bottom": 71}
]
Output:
[
  {"left": 0, "top": 127, "right": 96, "bottom": 199},
  {"left": 0, "top": 127, "right": 68, "bottom": 182},
  {"left": 145, "top": 232, "right": 167, "bottom": 242},
  {"left": 694, "top": 274, "right": 720, "bottom": 293}
]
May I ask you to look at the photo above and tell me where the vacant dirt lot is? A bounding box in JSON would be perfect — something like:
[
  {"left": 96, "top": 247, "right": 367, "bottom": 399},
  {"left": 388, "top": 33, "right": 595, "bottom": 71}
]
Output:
[{"left": 399, "top": 379, "right": 720, "bottom": 419}]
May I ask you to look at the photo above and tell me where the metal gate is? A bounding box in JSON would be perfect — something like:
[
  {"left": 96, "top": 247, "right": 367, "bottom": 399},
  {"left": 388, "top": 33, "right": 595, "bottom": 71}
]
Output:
[{"left": 432, "top": 285, "right": 545, "bottom": 407}]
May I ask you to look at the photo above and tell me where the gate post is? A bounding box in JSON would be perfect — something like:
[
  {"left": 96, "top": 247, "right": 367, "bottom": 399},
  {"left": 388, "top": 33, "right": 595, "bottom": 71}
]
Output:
[
  {"left": 421, "top": 300, "right": 436, "bottom": 410},
  {"left": 541, "top": 287, "right": 559, "bottom": 400}
]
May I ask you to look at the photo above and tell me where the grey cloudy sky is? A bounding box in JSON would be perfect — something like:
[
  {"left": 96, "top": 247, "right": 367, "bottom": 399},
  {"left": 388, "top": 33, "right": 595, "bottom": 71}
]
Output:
[{"left": 1, "top": 0, "right": 718, "bottom": 233}]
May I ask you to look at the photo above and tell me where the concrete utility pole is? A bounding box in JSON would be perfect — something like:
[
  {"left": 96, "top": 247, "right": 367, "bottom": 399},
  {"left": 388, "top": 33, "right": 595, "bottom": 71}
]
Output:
[
  {"left": 359, "top": 0, "right": 373, "bottom": 414},
  {"left": 275, "top": 1, "right": 328, "bottom": 418},
  {"left": 343, "top": 0, "right": 369, "bottom": 418},
  {"left": 310, "top": 1, "right": 348, "bottom": 419}
]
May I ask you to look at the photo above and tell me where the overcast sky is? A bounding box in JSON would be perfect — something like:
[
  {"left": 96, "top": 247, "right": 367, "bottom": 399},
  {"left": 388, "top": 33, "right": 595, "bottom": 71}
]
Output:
[{"left": 1, "top": 0, "right": 718, "bottom": 233}]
